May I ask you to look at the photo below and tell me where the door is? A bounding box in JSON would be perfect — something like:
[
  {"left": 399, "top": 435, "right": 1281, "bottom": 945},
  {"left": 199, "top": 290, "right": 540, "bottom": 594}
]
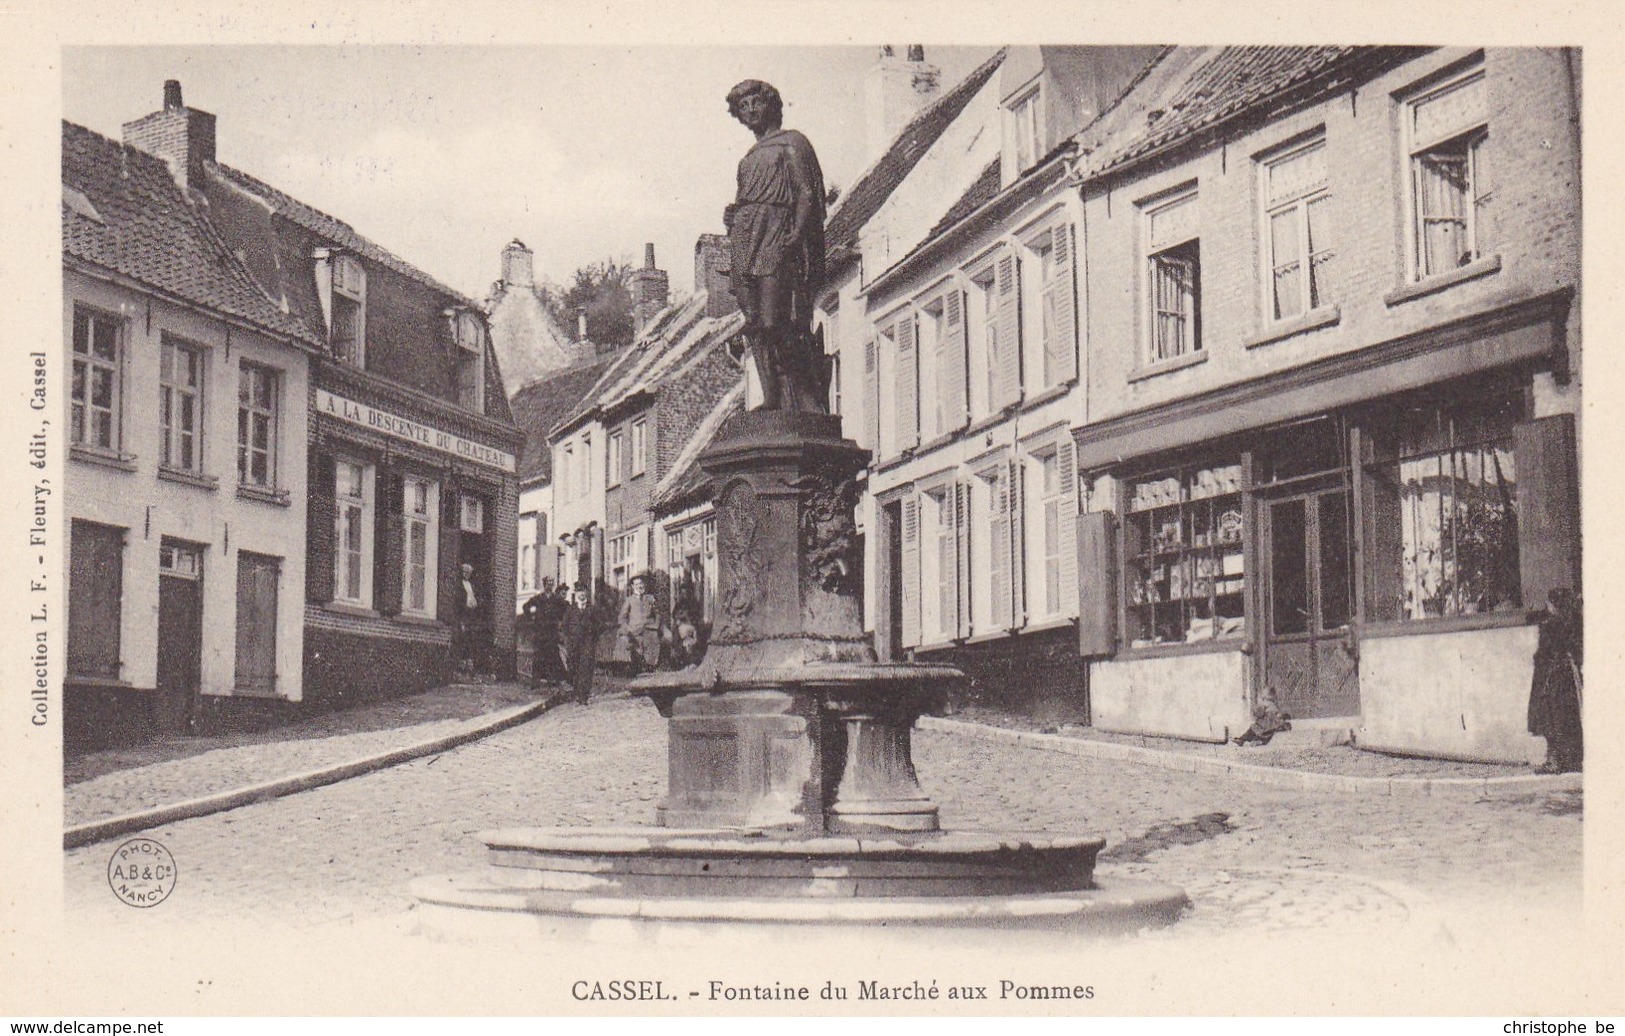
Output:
[
  {"left": 234, "top": 552, "right": 280, "bottom": 694},
  {"left": 1263, "top": 489, "right": 1357, "bottom": 719},
  {"left": 156, "top": 542, "right": 204, "bottom": 733}
]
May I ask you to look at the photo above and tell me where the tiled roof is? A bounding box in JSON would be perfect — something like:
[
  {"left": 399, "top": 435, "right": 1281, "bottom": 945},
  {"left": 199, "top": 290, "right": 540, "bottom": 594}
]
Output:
[
  {"left": 824, "top": 48, "right": 1008, "bottom": 268},
  {"left": 652, "top": 379, "right": 745, "bottom": 515},
  {"left": 552, "top": 292, "right": 745, "bottom": 437},
  {"left": 1078, "top": 46, "right": 1407, "bottom": 177},
  {"left": 212, "top": 163, "right": 476, "bottom": 307},
  {"left": 61, "top": 121, "right": 318, "bottom": 345},
  {"left": 510, "top": 358, "right": 613, "bottom": 484},
  {"left": 923, "top": 160, "right": 1000, "bottom": 242}
]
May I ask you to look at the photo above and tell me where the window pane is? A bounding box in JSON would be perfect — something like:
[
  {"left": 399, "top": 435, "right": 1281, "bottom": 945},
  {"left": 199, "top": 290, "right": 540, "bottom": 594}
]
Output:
[
  {"left": 1318, "top": 492, "right": 1352, "bottom": 629},
  {"left": 92, "top": 367, "right": 114, "bottom": 409},
  {"left": 92, "top": 316, "right": 117, "bottom": 359},
  {"left": 1306, "top": 195, "right": 1334, "bottom": 309},
  {"left": 1270, "top": 209, "right": 1304, "bottom": 320},
  {"left": 1270, "top": 498, "right": 1309, "bottom": 635}
]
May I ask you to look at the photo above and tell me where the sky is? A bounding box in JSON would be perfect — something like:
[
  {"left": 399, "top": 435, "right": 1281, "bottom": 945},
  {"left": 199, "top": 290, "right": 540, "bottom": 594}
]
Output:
[{"left": 62, "top": 45, "right": 997, "bottom": 302}]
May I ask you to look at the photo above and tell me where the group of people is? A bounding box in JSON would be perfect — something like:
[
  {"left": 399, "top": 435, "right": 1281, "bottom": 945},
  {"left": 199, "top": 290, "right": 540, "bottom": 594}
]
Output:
[{"left": 520, "top": 575, "right": 704, "bottom": 703}]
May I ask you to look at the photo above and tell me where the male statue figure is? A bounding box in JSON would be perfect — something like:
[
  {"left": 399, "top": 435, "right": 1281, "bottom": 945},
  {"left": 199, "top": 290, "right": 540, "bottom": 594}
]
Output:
[{"left": 724, "top": 79, "right": 829, "bottom": 413}]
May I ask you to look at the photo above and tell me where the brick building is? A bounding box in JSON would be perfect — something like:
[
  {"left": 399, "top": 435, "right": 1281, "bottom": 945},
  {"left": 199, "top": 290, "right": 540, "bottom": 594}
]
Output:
[
  {"left": 548, "top": 238, "right": 747, "bottom": 653},
  {"left": 1069, "top": 46, "right": 1581, "bottom": 762},
  {"left": 61, "top": 111, "right": 322, "bottom": 747}
]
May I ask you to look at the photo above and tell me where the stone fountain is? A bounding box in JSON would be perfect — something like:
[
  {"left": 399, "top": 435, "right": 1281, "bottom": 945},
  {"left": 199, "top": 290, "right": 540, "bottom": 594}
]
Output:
[{"left": 410, "top": 410, "right": 1188, "bottom": 942}]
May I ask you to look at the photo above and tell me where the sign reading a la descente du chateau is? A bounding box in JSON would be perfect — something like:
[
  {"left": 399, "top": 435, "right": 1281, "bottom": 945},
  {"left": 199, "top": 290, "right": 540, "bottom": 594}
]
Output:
[{"left": 315, "top": 389, "right": 517, "bottom": 473}]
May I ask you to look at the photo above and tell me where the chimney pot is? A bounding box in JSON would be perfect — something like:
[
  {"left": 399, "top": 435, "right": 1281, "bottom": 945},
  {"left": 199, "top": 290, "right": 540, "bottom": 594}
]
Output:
[
  {"left": 164, "top": 80, "right": 183, "bottom": 110},
  {"left": 864, "top": 47, "right": 941, "bottom": 162},
  {"left": 123, "top": 80, "right": 217, "bottom": 190},
  {"left": 907, "top": 45, "right": 925, "bottom": 62},
  {"left": 577, "top": 307, "right": 588, "bottom": 341}
]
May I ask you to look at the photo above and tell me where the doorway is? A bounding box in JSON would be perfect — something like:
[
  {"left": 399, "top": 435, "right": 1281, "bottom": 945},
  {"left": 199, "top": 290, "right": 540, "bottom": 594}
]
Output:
[
  {"left": 1262, "top": 487, "right": 1357, "bottom": 719},
  {"left": 156, "top": 540, "right": 205, "bottom": 733}
]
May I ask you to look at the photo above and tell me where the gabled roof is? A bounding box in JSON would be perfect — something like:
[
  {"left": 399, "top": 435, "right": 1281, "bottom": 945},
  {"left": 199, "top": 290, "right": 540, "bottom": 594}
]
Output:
[
  {"left": 61, "top": 121, "right": 318, "bottom": 346},
  {"left": 510, "top": 358, "right": 613, "bottom": 485},
  {"left": 924, "top": 160, "right": 1000, "bottom": 243},
  {"left": 824, "top": 47, "right": 1008, "bottom": 270},
  {"left": 552, "top": 292, "right": 745, "bottom": 438},
  {"left": 1077, "top": 46, "right": 1423, "bottom": 179},
  {"left": 212, "top": 162, "right": 476, "bottom": 306},
  {"left": 652, "top": 378, "right": 746, "bottom": 515}
]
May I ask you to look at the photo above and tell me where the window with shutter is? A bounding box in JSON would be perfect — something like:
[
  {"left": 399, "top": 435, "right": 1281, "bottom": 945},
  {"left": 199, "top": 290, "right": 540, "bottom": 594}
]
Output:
[
  {"left": 988, "top": 467, "right": 1011, "bottom": 629},
  {"left": 896, "top": 314, "right": 919, "bottom": 451},
  {"left": 1045, "top": 224, "right": 1078, "bottom": 386},
  {"left": 234, "top": 552, "right": 280, "bottom": 694},
  {"left": 900, "top": 495, "right": 921, "bottom": 648},
  {"left": 1057, "top": 441, "right": 1079, "bottom": 617},
  {"left": 942, "top": 289, "right": 969, "bottom": 432},
  {"left": 955, "top": 480, "right": 972, "bottom": 640},
  {"left": 68, "top": 520, "right": 124, "bottom": 679},
  {"left": 1008, "top": 456, "right": 1026, "bottom": 627},
  {"left": 992, "top": 251, "right": 1022, "bottom": 408},
  {"left": 863, "top": 338, "right": 880, "bottom": 456}
]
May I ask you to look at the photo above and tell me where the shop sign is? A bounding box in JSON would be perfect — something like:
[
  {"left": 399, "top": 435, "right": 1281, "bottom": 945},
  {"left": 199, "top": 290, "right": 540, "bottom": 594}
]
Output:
[{"left": 316, "top": 389, "right": 516, "bottom": 473}]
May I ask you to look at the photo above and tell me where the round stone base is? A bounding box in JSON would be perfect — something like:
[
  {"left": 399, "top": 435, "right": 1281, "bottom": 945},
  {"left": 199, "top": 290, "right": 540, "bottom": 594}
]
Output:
[{"left": 408, "top": 870, "right": 1190, "bottom": 946}]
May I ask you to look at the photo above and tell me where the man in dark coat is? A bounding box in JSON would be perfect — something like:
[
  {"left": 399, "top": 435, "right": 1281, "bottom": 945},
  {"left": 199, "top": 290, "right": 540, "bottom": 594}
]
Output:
[
  {"left": 1528, "top": 588, "right": 1583, "bottom": 773},
  {"left": 521, "top": 578, "right": 568, "bottom": 689},
  {"left": 562, "top": 583, "right": 604, "bottom": 705}
]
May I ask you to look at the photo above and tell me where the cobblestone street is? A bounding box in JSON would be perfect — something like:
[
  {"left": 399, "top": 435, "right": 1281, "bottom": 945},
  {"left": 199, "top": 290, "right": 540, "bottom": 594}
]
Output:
[{"left": 63, "top": 695, "right": 1582, "bottom": 940}]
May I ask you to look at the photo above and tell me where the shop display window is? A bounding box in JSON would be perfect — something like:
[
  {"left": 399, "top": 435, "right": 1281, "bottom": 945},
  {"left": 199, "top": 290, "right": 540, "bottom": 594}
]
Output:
[{"left": 1123, "top": 461, "right": 1246, "bottom": 647}]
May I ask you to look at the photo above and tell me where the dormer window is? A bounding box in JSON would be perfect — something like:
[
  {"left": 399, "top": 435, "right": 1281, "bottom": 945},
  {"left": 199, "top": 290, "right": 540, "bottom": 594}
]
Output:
[
  {"left": 452, "top": 308, "right": 485, "bottom": 413},
  {"left": 1008, "top": 86, "right": 1043, "bottom": 176},
  {"left": 330, "top": 254, "right": 366, "bottom": 367}
]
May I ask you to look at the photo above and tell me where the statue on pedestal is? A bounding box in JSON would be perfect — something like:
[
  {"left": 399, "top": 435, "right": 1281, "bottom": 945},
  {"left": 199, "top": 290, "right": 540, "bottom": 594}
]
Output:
[{"left": 724, "top": 79, "right": 829, "bottom": 413}]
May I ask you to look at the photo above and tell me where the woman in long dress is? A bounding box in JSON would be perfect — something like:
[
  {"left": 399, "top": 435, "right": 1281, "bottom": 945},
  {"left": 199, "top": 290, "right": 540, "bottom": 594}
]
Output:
[{"left": 1528, "top": 588, "right": 1583, "bottom": 773}]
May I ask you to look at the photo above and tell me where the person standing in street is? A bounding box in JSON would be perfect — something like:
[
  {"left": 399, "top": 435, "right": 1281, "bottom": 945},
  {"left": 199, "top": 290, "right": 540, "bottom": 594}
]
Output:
[
  {"left": 522, "top": 577, "right": 568, "bottom": 690},
  {"left": 1528, "top": 588, "right": 1584, "bottom": 773},
  {"left": 618, "top": 574, "right": 666, "bottom": 676},
  {"left": 456, "top": 562, "right": 484, "bottom": 678},
  {"left": 562, "top": 583, "right": 602, "bottom": 705}
]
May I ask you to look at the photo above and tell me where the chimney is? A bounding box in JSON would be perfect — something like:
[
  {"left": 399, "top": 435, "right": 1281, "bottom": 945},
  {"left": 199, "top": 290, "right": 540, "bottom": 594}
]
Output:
[
  {"left": 500, "top": 239, "right": 534, "bottom": 288},
  {"left": 863, "top": 45, "right": 941, "bottom": 162},
  {"left": 694, "top": 234, "right": 738, "bottom": 319},
  {"left": 628, "top": 242, "right": 670, "bottom": 335},
  {"left": 576, "top": 306, "right": 589, "bottom": 342},
  {"left": 122, "top": 79, "right": 217, "bottom": 190}
]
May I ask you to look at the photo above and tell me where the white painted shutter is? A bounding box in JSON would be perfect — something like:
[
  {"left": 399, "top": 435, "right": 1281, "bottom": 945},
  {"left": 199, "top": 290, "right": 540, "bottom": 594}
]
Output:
[
  {"left": 896, "top": 316, "right": 919, "bottom": 451},
  {"left": 1057, "top": 441, "right": 1079, "bottom": 618},
  {"left": 955, "top": 480, "right": 972, "bottom": 640},
  {"left": 943, "top": 290, "right": 969, "bottom": 432},
  {"left": 900, "top": 494, "right": 921, "bottom": 649},
  {"left": 1008, "top": 457, "right": 1026, "bottom": 628},
  {"left": 1048, "top": 224, "right": 1078, "bottom": 385},
  {"left": 989, "top": 471, "right": 1011, "bottom": 630},
  {"left": 863, "top": 337, "right": 880, "bottom": 456},
  {"left": 992, "top": 250, "right": 1022, "bottom": 409}
]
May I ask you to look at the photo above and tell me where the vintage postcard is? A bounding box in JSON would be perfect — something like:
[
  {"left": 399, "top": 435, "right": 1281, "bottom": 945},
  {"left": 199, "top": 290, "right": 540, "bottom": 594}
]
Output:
[{"left": 3, "top": 0, "right": 1622, "bottom": 1021}]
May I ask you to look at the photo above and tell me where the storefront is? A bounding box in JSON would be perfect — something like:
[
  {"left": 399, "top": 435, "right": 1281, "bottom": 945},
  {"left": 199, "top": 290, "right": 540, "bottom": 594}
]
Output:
[
  {"left": 304, "top": 367, "right": 521, "bottom": 708},
  {"left": 1076, "top": 294, "right": 1578, "bottom": 762}
]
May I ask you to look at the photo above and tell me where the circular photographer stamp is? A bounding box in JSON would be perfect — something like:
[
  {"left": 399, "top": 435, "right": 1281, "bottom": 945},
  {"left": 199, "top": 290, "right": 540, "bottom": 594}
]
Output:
[{"left": 107, "top": 838, "right": 178, "bottom": 908}]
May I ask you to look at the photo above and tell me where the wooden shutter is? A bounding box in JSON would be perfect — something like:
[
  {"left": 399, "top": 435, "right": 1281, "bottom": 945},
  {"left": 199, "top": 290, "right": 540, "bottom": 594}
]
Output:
[
  {"left": 375, "top": 468, "right": 403, "bottom": 616},
  {"left": 1008, "top": 457, "right": 1026, "bottom": 627},
  {"left": 1076, "top": 509, "right": 1118, "bottom": 657},
  {"left": 1057, "top": 442, "right": 1080, "bottom": 617},
  {"left": 1048, "top": 224, "right": 1079, "bottom": 384},
  {"left": 992, "top": 250, "right": 1021, "bottom": 409},
  {"left": 1514, "top": 414, "right": 1580, "bottom": 610},
  {"left": 990, "top": 471, "right": 1011, "bottom": 630},
  {"left": 900, "top": 494, "right": 921, "bottom": 648},
  {"left": 306, "top": 453, "right": 335, "bottom": 603},
  {"left": 943, "top": 290, "right": 969, "bottom": 432},
  {"left": 234, "top": 552, "right": 280, "bottom": 693},
  {"left": 895, "top": 316, "right": 919, "bottom": 451},
  {"left": 955, "top": 480, "right": 972, "bottom": 640},
  {"left": 438, "top": 478, "right": 463, "bottom": 621},
  {"left": 68, "top": 520, "right": 124, "bottom": 679},
  {"left": 863, "top": 337, "right": 880, "bottom": 456}
]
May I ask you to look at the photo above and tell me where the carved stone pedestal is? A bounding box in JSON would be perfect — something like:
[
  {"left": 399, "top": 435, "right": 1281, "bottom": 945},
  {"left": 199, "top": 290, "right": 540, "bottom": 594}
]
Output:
[{"left": 633, "top": 410, "right": 960, "bottom": 835}]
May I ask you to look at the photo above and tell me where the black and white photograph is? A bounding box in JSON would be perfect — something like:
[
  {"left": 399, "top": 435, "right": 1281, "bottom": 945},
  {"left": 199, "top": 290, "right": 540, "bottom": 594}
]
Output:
[{"left": 2, "top": 0, "right": 1621, "bottom": 1023}]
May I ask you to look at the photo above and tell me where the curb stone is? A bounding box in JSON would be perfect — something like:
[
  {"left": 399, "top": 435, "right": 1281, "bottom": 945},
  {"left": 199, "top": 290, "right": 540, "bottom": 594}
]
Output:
[
  {"left": 920, "top": 717, "right": 1583, "bottom": 798},
  {"left": 64, "top": 692, "right": 569, "bottom": 850}
]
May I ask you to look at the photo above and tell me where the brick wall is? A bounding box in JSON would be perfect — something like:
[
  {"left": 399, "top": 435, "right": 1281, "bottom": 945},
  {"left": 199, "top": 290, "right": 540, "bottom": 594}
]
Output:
[
  {"left": 302, "top": 623, "right": 457, "bottom": 711},
  {"left": 915, "top": 624, "right": 1088, "bottom": 724},
  {"left": 656, "top": 346, "right": 742, "bottom": 481}
]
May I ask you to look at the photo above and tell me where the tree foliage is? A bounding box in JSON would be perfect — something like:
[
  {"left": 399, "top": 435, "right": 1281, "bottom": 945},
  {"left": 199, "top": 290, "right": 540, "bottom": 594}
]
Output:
[{"left": 540, "top": 258, "right": 636, "bottom": 350}]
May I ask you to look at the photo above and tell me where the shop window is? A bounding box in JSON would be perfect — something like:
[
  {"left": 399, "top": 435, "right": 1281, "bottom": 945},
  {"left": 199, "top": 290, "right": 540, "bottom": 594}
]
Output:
[
  {"left": 1261, "top": 138, "right": 1333, "bottom": 320},
  {"left": 237, "top": 362, "right": 279, "bottom": 489},
  {"left": 630, "top": 418, "right": 647, "bottom": 477},
  {"left": 1144, "top": 189, "right": 1201, "bottom": 364},
  {"left": 233, "top": 552, "right": 280, "bottom": 694},
  {"left": 1123, "top": 462, "right": 1245, "bottom": 647},
  {"left": 1405, "top": 66, "right": 1492, "bottom": 280},
  {"left": 1362, "top": 389, "right": 1522, "bottom": 621},
  {"left": 403, "top": 477, "right": 439, "bottom": 616},
  {"left": 71, "top": 306, "right": 124, "bottom": 453},
  {"left": 330, "top": 255, "right": 367, "bottom": 367},
  {"left": 68, "top": 520, "right": 124, "bottom": 679},
  {"left": 333, "top": 458, "right": 374, "bottom": 606}
]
